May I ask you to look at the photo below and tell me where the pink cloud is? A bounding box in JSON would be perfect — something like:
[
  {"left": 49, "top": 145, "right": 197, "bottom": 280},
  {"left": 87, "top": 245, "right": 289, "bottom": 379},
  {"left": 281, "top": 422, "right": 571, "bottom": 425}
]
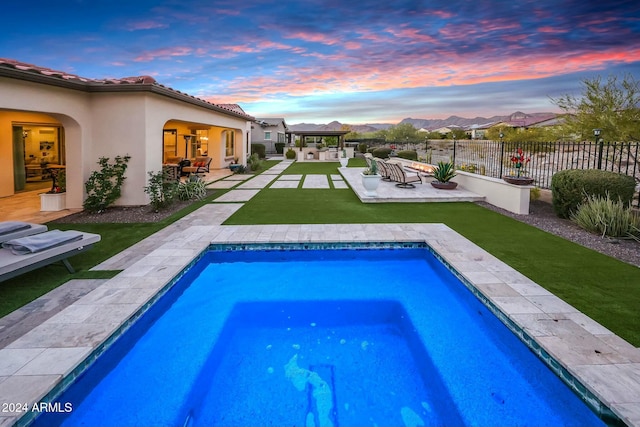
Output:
[
  {"left": 207, "top": 46, "right": 640, "bottom": 104},
  {"left": 134, "top": 46, "right": 194, "bottom": 62},
  {"left": 125, "top": 20, "right": 168, "bottom": 31}
]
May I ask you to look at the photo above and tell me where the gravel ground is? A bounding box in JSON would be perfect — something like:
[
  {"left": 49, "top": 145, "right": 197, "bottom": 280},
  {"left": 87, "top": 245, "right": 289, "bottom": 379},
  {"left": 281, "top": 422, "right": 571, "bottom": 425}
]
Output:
[{"left": 56, "top": 197, "right": 639, "bottom": 268}]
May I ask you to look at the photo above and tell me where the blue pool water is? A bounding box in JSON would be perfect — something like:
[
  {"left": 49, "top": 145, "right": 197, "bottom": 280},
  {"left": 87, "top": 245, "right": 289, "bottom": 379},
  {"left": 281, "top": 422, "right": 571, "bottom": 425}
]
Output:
[{"left": 34, "top": 246, "right": 605, "bottom": 427}]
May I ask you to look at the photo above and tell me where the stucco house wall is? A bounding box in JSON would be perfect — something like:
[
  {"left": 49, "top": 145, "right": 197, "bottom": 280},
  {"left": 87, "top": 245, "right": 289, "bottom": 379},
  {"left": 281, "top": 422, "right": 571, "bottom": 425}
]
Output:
[{"left": 0, "top": 60, "right": 254, "bottom": 208}]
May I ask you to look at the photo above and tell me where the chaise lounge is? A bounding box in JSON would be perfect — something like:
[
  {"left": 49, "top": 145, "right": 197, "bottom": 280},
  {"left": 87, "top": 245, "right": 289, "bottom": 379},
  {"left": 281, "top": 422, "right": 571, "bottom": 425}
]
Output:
[
  {"left": 0, "top": 221, "right": 48, "bottom": 244},
  {"left": 0, "top": 229, "right": 101, "bottom": 282}
]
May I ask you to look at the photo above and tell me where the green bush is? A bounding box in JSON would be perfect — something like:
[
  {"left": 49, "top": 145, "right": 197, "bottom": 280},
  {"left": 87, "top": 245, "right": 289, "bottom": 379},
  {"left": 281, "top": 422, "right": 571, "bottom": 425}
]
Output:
[
  {"left": 248, "top": 153, "right": 262, "bottom": 171},
  {"left": 551, "top": 169, "right": 636, "bottom": 218},
  {"left": 275, "top": 142, "right": 285, "bottom": 154},
  {"left": 372, "top": 147, "right": 392, "bottom": 158},
  {"left": 251, "top": 143, "right": 266, "bottom": 159},
  {"left": 144, "top": 170, "right": 178, "bottom": 212},
  {"left": 177, "top": 178, "right": 207, "bottom": 201},
  {"left": 571, "top": 193, "right": 640, "bottom": 239},
  {"left": 396, "top": 150, "right": 418, "bottom": 161},
  {"left": 285, "top": 148, "right": 296, "bottom": 160},
  {"left": 358, "top": 143, "right": 368, "bottom": 154},
  {"left": 83, "top": 155, "right": 131, "bottom": 213}
]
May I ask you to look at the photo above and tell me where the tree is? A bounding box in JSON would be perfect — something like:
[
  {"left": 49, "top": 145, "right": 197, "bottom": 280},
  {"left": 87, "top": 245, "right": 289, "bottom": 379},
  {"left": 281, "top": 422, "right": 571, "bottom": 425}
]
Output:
[
  {"left": 552, "top": 74, "right": 640, "bottom": 142},
  {"left": 385, "top": 123, "right": 420, "bottom": 142}
]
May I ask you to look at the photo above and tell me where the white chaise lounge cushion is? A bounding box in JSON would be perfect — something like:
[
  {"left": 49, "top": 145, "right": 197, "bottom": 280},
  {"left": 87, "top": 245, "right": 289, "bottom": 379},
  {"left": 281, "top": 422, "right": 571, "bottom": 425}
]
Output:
[
  {"left": 2, "top": 230, "right": 84, "bottom": 255},
  {"left": 0, "top": 222, "right": 31, "bottom": 235},
  {"left": 0, "top": 222, "right": 47, "bottom": 244}
]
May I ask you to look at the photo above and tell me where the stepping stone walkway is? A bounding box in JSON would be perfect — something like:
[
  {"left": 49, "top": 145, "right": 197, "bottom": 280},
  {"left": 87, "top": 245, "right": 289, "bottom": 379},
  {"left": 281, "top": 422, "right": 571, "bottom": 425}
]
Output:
[
  {"left": 302, "top": 174, "right": 330, "bottom": 189},
  {"left": 332, "top": 175, "right": 348, "bottom": 189},
  {"left": 211, "top": 161, "right": 350, "bottom": 202}
]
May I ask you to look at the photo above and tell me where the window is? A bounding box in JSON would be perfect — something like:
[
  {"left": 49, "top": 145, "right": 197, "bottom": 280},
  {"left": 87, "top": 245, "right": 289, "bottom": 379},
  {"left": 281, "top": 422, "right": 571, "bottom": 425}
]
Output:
[
  {"left": 264, "top": 131, "right": 272, "bottom": 140},
  {"left": 224, "top": 130, "right": 235, "bottom": 157},
  {"left": 278, "top": 132, "right": 285, "bottom": 143}
]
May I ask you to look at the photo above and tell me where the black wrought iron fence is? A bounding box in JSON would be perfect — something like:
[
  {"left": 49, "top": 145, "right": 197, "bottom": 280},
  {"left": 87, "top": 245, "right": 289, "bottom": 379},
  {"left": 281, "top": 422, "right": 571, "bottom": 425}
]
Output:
[{"left": 418, "top": 139, "right": 640, "bottom": 206}]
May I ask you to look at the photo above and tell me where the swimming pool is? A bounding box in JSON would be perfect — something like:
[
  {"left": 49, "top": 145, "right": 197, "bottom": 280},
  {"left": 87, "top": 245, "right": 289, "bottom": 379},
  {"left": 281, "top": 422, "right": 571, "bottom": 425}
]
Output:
[{"left": 34, "top": 244, "right": 605, "bottom": 426}]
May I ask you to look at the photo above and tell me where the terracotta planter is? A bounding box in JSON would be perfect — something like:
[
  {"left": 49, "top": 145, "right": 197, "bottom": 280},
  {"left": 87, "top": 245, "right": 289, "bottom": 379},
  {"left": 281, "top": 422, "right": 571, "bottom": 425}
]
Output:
[
  {"left": 430, "top": 181, "right": 458, "bottom": 190},
  {"left": 40, "top": 192, "right": 66, "bottom": 211},
  {"left": 361, "top": 173, "right": 381, "bottom": 196},
  {"left": 503, "top": 176, "right": 534, "bottom": 186}
]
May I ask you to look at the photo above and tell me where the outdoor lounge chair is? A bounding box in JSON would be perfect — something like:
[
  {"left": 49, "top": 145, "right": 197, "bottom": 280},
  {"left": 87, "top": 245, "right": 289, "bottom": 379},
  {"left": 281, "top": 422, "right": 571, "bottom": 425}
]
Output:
[
  {"left": 387, "top": 162, "right": 422, "bottom": 188},
  {"left": 0, "top": 222, "right": 47, "bottom": 244},
  {"left": 374, "top": 158, "right": 393, "bottom": 181},
  {"left": 182, "top": 156, "right": 212, "bottom": 175},
  {"left": 0, "top": 230, "right": 101, "bottom": 282}
]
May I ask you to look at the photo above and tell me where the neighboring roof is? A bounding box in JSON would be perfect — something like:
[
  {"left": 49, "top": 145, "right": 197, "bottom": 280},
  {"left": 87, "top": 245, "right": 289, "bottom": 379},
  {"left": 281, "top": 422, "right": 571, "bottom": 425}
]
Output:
[
  {"left": 255, "top": 117, "right": 288, "bottom": 128},
  {"left": 0, "top": 58, "right": 254, "bottom": 121},
  {"left": 286, "top": 130, "right": 349, "bottom": 136},
  {"left": 218, "top": 104, "right": 248, "bottom": 115}
]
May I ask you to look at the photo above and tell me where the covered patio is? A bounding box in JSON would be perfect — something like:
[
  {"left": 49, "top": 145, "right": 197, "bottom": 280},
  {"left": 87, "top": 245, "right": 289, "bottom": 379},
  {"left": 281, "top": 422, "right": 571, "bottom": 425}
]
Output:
[{"left": 286, "top": 130, "right": 352, "bottom": 161}]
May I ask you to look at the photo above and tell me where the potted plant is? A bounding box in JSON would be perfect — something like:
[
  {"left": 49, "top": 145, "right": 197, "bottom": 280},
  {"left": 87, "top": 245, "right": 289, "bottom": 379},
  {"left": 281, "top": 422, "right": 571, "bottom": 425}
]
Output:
[
  {"left": 504, "top": 148, "right": 534, "bottom": 185},
  {"left": 431, "top": 161, "right": 458, "bottom": 189},
  {"left": 40, "top": 169, "right": 66, "bottom": 211},
  {"left": 361, "top": 158, "right": 381, "bottom": 196},
  {"left": 339, "top": 149, "right": 349, "bottom": 168}
]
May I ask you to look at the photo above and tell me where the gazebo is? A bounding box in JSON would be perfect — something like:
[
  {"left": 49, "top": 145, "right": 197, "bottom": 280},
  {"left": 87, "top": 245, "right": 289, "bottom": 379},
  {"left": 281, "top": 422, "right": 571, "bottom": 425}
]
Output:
[{"left": 286, "top": 130, "right": 350, "bottom": 151}]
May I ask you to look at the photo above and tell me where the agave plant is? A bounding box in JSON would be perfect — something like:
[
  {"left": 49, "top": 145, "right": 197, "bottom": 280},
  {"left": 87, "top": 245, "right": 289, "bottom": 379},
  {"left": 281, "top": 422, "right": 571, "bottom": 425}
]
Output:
[
  {"left": 363, "top": 158, "right": 378, "bottom": 175},
  {"left": 432, "top": 161, "right": 456, "bottom": 183}
]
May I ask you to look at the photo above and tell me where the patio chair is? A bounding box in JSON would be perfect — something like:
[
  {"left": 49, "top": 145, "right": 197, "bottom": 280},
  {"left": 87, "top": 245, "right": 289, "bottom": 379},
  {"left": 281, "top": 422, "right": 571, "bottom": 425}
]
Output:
[
  {"left": 182, "top": 156, "right": 212, "bottom": 175},
  {"left": 0, "top": 230, "right": 101, "bottom": 282},
  {"left": 387, "top": 162, "right": 422, "bottom": 188},
  {"left": 0, "top": 222, "right": 47, "bottom": 244},
  {"left": 374, "top": 158, "right": 393, "bottom": 181}
]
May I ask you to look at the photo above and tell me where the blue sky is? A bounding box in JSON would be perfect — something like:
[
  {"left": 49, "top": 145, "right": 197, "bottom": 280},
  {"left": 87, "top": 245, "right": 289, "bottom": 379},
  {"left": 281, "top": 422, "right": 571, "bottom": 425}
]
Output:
[{"left": 2, "top": 0, "right": 639, "bottom": 124}]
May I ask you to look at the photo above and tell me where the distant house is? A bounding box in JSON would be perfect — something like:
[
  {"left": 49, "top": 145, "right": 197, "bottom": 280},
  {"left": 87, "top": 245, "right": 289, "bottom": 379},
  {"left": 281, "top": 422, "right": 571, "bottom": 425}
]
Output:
[
  {"left": 0, "top": 58, "right": 254, "bottom": 208},
  {"left": 252, "top": 118, "right": 288, "bottom": 153}
]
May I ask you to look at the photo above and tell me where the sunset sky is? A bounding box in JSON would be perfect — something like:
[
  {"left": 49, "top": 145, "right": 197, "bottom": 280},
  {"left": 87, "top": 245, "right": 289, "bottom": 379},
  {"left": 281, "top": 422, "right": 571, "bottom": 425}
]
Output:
[{"left": 2, "top": 0, "right": 639, "bottom": 124}]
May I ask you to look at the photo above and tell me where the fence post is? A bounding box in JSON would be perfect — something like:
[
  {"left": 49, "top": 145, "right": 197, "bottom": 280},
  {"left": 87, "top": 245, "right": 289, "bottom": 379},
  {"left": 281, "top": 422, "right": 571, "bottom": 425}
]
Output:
[
  {"left": 597, "top": 139, "right": 604, "bottom": 169},
  {"left": 452, "top": 139, "right": 457, "bottom": 165},
  {"left": 499, "top": 139, "right": 505, "bottom": 178}
]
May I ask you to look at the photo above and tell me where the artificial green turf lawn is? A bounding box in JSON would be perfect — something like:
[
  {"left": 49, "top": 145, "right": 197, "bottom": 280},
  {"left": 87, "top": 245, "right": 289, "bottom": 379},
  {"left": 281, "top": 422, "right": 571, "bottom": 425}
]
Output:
[
  {"left": 225, "top": 186, "right": 640, "bottom": 346},
  {"left": 0, "top": 189, "right": 230, "bottom": 318}
]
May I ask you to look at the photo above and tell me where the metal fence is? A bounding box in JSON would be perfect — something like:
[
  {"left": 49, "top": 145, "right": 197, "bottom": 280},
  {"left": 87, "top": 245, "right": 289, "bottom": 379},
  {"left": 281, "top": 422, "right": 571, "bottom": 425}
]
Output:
[
  {"left": 439, "top": 140, "right": 639, "bottom": 188},
  {"left": 378, "top": 139, "right": 640, "bottom": 206}
]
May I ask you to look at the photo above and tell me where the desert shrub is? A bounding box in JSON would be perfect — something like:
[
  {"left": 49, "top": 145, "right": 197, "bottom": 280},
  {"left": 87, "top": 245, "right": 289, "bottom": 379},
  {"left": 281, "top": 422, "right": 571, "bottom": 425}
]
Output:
[
  {"left": 144, "top": 170, "right": 178, "bottom": 211},
  {"left": 458, "top": 163, "right": 478, "bottom": 173},
  {"left": 571, "top": 193, "right": 640, "bottom": 239},
  {"left": 84, "top": 155, "right": 131, "bottom": 213},
  {"left": 372, "top": 147, "right": 392, "bottom": 158},
  {"left": 529, "top": 186, "right": 541, "bottom": 201},
  {"left": 275, "top": 142, "right": 285, "bottom": 154},
  {"left": 177, "top": 178, "right": 207, "bottom": 201},
  {"left": 551, "top": 169, "right": 635, "bottom": 218},
  {"left": 285, "top": 148, "right": 296, "bottom": 160},
  {"left": 358, "top": 143, "right": 368, "bottom": 153},
  {"left": 396, "top": 150, "right": 418, "bottom": 160},
  {"left": 251, "top": 143, "right": 266, "bottom": 159},
  {"left": 248, "top": 153, "right": 262, "bottom": 171}
]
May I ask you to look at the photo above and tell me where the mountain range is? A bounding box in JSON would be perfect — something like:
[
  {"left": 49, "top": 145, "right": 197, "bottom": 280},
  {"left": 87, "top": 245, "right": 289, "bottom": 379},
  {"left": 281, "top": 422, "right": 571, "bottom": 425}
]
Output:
[{"left": 288, "top": 112, "right": 557, "bottom": 132}]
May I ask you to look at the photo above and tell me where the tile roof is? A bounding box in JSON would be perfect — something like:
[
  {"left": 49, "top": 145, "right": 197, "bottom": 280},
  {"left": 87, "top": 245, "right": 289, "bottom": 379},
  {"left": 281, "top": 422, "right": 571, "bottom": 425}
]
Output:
[{"left": 0, "top": 58, "right": 254, "bottom": 120}]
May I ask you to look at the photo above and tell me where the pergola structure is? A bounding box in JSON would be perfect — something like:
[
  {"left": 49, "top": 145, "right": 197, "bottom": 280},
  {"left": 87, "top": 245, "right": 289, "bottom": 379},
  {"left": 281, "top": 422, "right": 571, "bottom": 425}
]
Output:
[{"left": 286, "top": 130, "right": 350, "bottom": 151}]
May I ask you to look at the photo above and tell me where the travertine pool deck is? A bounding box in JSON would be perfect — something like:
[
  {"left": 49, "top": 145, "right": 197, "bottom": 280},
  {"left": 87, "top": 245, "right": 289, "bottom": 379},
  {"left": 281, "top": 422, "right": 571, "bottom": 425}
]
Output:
[{"left": 0, "top": 165, "right": 639, "bottom": 426}]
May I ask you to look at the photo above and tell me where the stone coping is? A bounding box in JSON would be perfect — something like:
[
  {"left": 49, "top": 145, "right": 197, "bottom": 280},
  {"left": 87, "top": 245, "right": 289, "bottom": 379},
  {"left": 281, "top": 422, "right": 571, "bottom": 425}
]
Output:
[{"left": 0, "top": 214, "right": 639, "bottom": 426}]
